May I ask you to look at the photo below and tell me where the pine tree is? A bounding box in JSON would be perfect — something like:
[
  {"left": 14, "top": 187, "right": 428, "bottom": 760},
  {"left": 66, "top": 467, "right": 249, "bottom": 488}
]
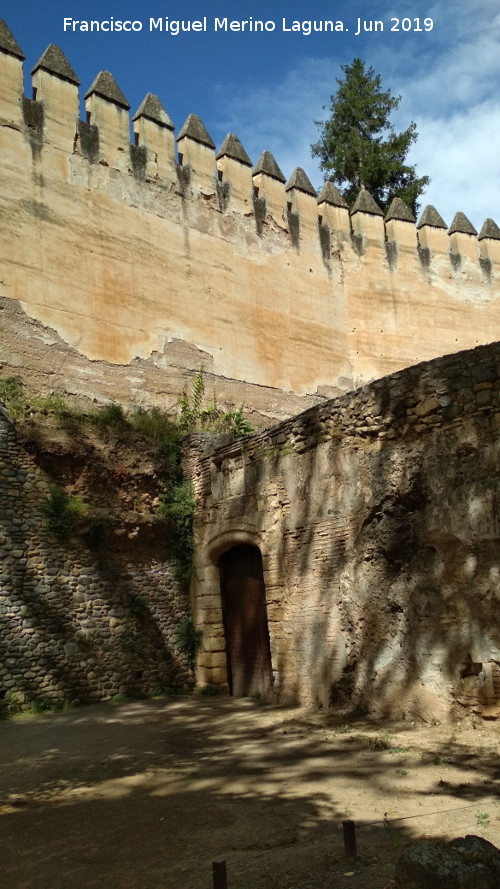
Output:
[{"left": 311, "top": 59, "right": 429, "bottom": 213}]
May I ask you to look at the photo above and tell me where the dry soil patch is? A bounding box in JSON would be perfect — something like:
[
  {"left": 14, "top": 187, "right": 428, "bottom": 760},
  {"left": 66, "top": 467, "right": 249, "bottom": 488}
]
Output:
[{"left": 0, "top": 697, "right": 499, "bottom": 889}]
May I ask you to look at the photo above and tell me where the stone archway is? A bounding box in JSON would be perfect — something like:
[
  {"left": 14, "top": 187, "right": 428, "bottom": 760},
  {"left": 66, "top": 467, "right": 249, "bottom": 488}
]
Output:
[{"left": 219, "top": 544, "right": 273, "bottom": 698}]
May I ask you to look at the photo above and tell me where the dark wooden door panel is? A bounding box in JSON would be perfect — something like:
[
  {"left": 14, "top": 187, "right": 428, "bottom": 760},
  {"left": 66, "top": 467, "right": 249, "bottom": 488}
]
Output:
[{"left": 220, "top": 546, "right": 273, "bottom": 697}]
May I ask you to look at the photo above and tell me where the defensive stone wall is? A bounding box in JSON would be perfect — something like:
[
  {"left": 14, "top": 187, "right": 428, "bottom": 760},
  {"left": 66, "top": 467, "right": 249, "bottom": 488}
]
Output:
[
  {"left": 0, "top": 402, "right": 192, "bottom": 707},
  {"left": 2, "top": 17, "right": 500, "bottom": 718},
  {"left": 1, "top": 19, "right": 500, "bottom": 420},
  {"left": 189, "top": 340, "right": 500, "bottom": 719}
]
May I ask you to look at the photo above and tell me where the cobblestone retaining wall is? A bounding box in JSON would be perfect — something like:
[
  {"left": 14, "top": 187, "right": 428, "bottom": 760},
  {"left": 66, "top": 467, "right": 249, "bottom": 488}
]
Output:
[{"left": 0, "top": 404, "right": 191, "bottom": 708}]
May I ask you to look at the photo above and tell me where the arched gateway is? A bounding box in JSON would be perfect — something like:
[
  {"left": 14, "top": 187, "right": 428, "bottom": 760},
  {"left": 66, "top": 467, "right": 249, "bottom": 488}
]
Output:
[{"left": 219, "top": 545, "right": 273, "bottom": 697}]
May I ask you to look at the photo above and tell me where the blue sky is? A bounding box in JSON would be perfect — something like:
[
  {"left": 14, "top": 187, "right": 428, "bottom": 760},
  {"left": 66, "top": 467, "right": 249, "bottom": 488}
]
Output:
[{"left": 2, "top": 0, "right": 499, "bottom": 228}]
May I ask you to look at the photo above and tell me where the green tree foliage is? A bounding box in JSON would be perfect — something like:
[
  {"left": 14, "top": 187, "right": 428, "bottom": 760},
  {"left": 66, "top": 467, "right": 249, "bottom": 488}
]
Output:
[{"left": 311, "top": 58, "right": 430, "bottom": 213}]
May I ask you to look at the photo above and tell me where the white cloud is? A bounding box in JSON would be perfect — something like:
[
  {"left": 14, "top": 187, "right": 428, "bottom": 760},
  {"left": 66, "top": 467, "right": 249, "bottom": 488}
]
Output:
[
  {"left": 214, "top": 0, "right": 500, "bottom": 226},
  {"left": 391, "top": 16, "right": 500, "bottom": 118},
  {"left": 390, "top": 2, "right": 500, "bottom": 226},
  {"left": 409, "top": 102, "right": 500, "bottom": 229}
]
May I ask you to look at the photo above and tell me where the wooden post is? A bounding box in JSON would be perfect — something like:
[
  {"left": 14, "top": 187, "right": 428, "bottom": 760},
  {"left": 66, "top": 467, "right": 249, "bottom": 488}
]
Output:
[
  {"left": 343, "top": 820, "right": 357, "bottom": 857},
  {"left": 212, "top": 860, "right": 227, "bottom": 889}
]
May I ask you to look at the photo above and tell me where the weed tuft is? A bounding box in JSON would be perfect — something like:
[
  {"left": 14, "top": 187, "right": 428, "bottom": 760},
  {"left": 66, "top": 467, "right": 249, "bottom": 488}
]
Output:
[
  {"left": 1, "top": 690, "right": 24, "bottom": 717},
  {"left": 130, "top": 406, "right": 180, "bottom": 448},
  {"left": 476, "top": 811, "right": 490, "bottom": 828},
  {"left": 91, "top": 402, "right": 127, "bottom": 430},
  {"left": 30, "top": 393, "right": 72, "bottom": 416},
  {"left": 198, "top": 684, "right": 218, "bottom": 696},
  {"left": 336, "top": 723, "right": 352, "bottom": 734},
  {"left": 368, "top": 734, "right": 392, "bottom": 751},
  {"left": 128, "top": 594, "right": 149, "bottom": 618},
  {"left": 30, "top": 696, "right": 65, "bottom": 714}
]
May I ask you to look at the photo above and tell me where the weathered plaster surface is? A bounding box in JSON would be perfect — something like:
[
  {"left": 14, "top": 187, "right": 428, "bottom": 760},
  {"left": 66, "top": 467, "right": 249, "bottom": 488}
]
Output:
[
  {"left": 1, "top": 33, "right": 500, "bottom": 416},
  {"left": 189, "top": 341, "right": 500, "bottom": 719}
]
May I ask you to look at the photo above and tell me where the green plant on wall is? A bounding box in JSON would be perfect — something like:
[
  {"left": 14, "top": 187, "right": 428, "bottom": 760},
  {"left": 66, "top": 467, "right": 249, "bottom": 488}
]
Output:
[
  {"left": 229, "top": 408, "right": 253, "bottom": 438},
  {"left": 178, "top": 369, "right": 205, "bottom": 433},
  {"left": 128, "top": 594, "right": 149, "bottom": 618},
  {"left": 90, "top": 401, "right": 127, "bottom": 430},
  {"left": 157, "top": 478, "right": 195, "bottom": 590},
  {"left": 178, "top": 370, "right": 253, "bottom": 437},
  {"left": 175, "top": 618, "right": 202, "bottom": 671},
  {"left": 44, "top": 486, "right": 87, "bottom": 540},
  {"left": 0, "top": 375, "right": 25, "bottom": 419},
  {"left": 129, "top": 405, "right": 180, "bottom": 448}
]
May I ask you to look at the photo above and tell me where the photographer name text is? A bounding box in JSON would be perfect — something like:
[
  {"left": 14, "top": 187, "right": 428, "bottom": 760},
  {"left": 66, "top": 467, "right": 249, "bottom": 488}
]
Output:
[{"left": 62, "top": 16, "right": 434, "bottom": 37}]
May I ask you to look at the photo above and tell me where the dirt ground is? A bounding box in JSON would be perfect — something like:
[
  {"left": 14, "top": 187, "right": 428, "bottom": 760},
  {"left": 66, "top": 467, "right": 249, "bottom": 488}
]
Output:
[{"left": 0, "top": 697, "right": 499, "bottom": 889}]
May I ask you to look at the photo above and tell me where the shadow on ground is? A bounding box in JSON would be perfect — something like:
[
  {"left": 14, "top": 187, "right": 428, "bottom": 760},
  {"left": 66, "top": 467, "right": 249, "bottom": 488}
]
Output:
[{"left": 0, "top": 697, "right": 499, "bottom": 889}]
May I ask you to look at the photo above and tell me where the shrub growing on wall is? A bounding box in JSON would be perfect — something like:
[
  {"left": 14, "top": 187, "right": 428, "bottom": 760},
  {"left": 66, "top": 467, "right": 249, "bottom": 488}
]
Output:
[
  {"left": 175, "top": 618, "right": 202, "bottom": 671},
  {"left": 44, "top": 486, "right": 86, "bottom": 540}
]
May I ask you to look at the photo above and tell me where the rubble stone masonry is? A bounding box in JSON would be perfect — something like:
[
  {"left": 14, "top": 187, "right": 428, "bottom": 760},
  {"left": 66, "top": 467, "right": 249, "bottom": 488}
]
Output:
[
  {"left": 0, "top": 403, "right": 192, "bottom": 706},
  {"left": 190, "top": 341, "right": 500, "bottom": 719},
  {"left": 2, "top": 19, "right": 500, "bottom": 718}
]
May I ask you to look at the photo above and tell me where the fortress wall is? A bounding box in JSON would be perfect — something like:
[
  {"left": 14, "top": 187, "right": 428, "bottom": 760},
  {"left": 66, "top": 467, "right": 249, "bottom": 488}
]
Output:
[
  {"left": 344, "top": 214, "right": 498, "bottom": 387},
  {"left": 1, "top": 21, "right": 500, "bottom": 414},
  {"left": 0, "top": 30, "right": 351, "bottom": 407},
  {"left": 0, "top": 289, "right": 326, "bottom": 428},
  {"left": 189, "top": 340, "right": 500, "bottom": 718}
]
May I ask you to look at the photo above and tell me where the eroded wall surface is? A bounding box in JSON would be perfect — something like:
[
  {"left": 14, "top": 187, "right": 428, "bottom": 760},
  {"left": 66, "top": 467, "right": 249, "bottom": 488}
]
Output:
[
  {"left": 0, "top": 404, "right": 192, "bottom": 706},
  {"left": 1, "top": 28, "right": 500, "bottom": 417},
  {"left": 190, "top": 341, "right": 500, "bottom": 719}
]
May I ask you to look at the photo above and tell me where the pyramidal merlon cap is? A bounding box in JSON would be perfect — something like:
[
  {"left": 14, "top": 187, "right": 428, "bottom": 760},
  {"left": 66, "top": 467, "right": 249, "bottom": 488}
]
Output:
[
  {"left": 0, "top": 19, "right": 24, "bottom": 60},
  {"left": 176, "top": 113, "right": 215, "bottom": 149},
  {"left": 316, "top": 181, "right": 348, "bottom": 208},
  {"left": 417, "top": 205, "right": 447, "bottom": 229},
  {"left": 216, "top": 133, "right": 252, "bottom": 167},
  {"left": 385, "top": 196, "right": 415, "bottom": 223},
  {"left": 285, "top": 167, "right": 316, "bottom": 197},
  {"left": 252, "top": 150, "right": 285, "bottom": 183},
  {"left": 351, "top": 186, "right": 383, "bottom": 217},
  {"left": 132, "top": 93, "right": 173, "bottom": 130},
  {"left": 448, "top": 212, "right": 477, "bottom": 237},
  {"left": 84, "top": 71, "right": 130, "bottom": 109},
  {"left": 478, "top": 218, "right": 500, "bottom": 241},
  {"left": 31, "top": 43, "right": 79, "bottom": 85}
]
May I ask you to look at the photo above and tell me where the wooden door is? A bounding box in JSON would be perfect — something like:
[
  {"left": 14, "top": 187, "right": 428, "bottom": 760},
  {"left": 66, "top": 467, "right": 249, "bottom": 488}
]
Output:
[{"left": 219, "top": 545, "right": 273, "bottom": 697}]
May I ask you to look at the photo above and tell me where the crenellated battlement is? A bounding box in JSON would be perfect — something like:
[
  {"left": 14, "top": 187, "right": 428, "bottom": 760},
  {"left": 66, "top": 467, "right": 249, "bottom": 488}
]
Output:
[
  {"left": 1, "top": 17, "right": 500, "bottom": 411},
  {"left": 2, "top": 19, "right": 498, "bottom": 262}
]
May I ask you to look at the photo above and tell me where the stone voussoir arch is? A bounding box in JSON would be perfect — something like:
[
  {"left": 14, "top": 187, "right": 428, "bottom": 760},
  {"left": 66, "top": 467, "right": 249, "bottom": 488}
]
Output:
[{"left": 204, "top": 527, "right": 265, "bottom": 565}]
